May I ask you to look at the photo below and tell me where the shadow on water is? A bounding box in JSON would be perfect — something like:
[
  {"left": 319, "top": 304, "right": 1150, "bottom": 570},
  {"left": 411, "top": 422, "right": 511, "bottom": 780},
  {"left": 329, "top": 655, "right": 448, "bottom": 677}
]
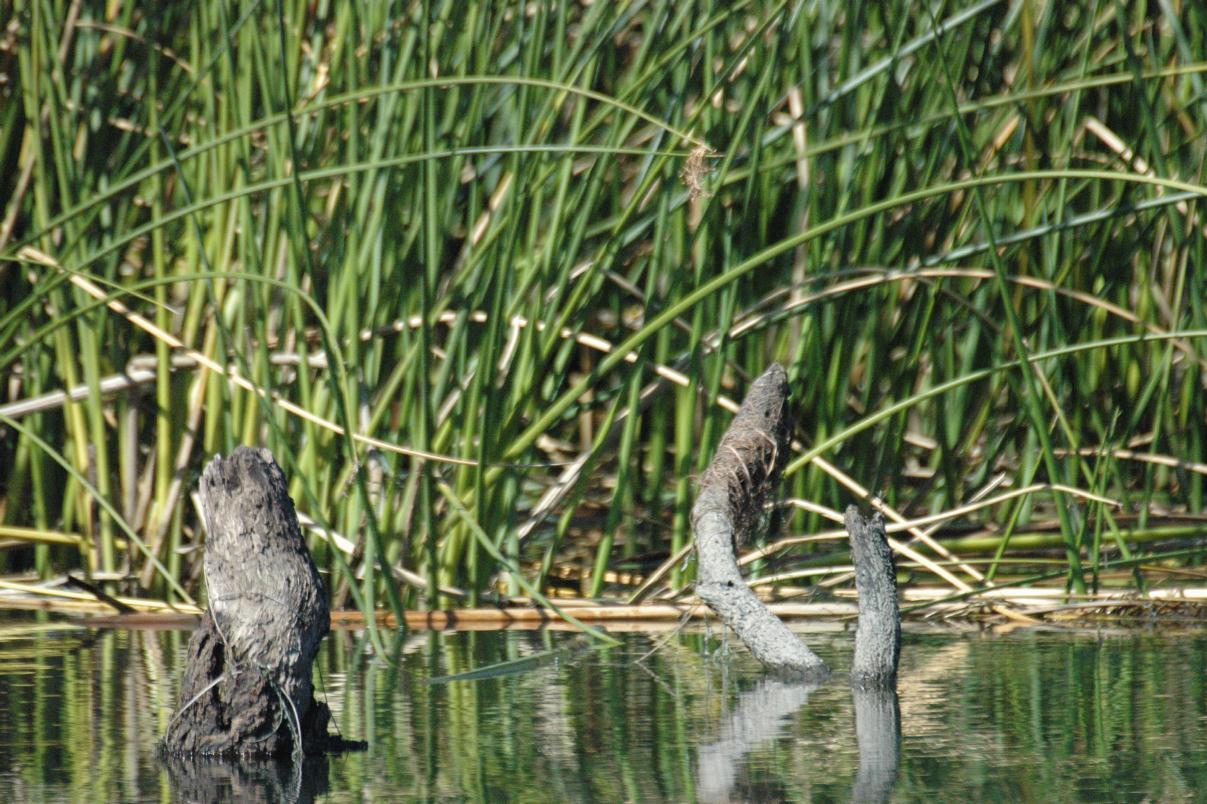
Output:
[{"left": 160, "top": 754, "right": 329, "bottom": 804}]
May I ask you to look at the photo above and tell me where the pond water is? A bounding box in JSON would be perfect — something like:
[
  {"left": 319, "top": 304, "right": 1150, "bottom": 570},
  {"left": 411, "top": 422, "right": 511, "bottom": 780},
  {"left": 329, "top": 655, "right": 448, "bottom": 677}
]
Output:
[{"left": 0, "top": 614, "right": 1205, "bottom": 802}]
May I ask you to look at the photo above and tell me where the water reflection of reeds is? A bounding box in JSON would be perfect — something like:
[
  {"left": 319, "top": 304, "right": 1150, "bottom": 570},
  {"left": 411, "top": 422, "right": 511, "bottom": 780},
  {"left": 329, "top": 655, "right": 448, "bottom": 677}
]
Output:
[
  {"left": 0, "top": 622, "right": 185, "bottom": 801},
  {"left": 1, "top": 621, "right": 1207, "bottom": 800}
]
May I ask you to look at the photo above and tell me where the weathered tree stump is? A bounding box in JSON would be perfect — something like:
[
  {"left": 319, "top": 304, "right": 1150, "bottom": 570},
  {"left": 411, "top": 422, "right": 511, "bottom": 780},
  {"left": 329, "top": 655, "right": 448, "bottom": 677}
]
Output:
[
  {"left": 692, "top": 367, "right": 903, "bottom": 797},
  {"left": 162, "top": 446, "right": 335, "bottom": 757},
  {"left": 692, "top": 363, "right": 829, "bottom": 680},
  {"left": 845, "top": 506, "right": 901, "bottom": 688}
]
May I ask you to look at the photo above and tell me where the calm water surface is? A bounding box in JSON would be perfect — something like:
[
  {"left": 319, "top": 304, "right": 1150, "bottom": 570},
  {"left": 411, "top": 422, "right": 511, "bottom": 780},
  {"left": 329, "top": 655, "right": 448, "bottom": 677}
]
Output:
[{"left": 0, "top": 614, "right": 1205, "bottom": 802}]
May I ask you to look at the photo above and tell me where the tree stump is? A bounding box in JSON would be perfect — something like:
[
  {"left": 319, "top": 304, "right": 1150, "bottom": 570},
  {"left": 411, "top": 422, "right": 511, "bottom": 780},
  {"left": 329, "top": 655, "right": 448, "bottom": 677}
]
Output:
[
  {"left": 845, "top": 506, "right": 901, "bottom": 688},
  {"left": 847, "top": 507, "right": 902, "bottom": 798},
  {"left": 692, "top": 364, "right": 829, "bottom": 680},
  {"left": 162, "top": 446, "right": 334, "bottom": 757}
]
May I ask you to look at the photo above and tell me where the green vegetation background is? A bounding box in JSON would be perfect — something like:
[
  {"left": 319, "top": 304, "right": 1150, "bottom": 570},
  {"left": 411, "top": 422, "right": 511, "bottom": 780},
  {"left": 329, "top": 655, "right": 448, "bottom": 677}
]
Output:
[{"left": 1, "top": 0, "right": 1205, "bottom": 616}]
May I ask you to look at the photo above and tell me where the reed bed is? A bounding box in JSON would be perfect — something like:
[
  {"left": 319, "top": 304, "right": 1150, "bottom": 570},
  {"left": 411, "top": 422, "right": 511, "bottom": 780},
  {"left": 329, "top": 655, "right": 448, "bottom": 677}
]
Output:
[{"left": 0, "top": 1, "right": 1205, "bottom": 623}]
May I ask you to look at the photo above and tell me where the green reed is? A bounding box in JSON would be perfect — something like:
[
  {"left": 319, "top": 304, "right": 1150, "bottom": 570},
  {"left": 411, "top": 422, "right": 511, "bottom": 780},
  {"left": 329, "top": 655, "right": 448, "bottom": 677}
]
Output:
[{"left": 0, "top": 0, "right": 1204, "bottom": 617}]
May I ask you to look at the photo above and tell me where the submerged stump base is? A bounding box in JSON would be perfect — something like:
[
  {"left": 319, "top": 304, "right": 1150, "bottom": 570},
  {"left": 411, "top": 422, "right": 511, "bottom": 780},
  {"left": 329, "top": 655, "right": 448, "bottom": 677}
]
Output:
[
  {"left": 161, "top": 446, "right": 351, "bottom": 759},
  {"left": 163, "top": 611, "right": 336, "bottom": 757}
]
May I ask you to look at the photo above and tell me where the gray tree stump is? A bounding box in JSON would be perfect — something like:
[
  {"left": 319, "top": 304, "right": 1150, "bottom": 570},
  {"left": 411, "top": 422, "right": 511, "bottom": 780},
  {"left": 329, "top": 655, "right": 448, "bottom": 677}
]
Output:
[
  {"left": 162, "top": 446, "right": 336, "bottom": 757},
  {"left": 692, "top": 364, "right": 829, "bottom": 680},
  {"left": 845, "top": 506, "right": 901, "bottom": 688}
]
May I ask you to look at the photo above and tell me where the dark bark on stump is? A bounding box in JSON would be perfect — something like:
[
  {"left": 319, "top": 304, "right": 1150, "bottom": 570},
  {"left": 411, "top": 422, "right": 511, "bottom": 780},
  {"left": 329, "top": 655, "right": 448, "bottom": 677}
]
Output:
[
  {"left": 845, "top": 507, "right": 901, "bottom": 688},
  {"left": 692, "top": 364, "right": 829, "bottom": 680},
  {"left": 162, "top": 446, "right": 336, "bottom": 758}
]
